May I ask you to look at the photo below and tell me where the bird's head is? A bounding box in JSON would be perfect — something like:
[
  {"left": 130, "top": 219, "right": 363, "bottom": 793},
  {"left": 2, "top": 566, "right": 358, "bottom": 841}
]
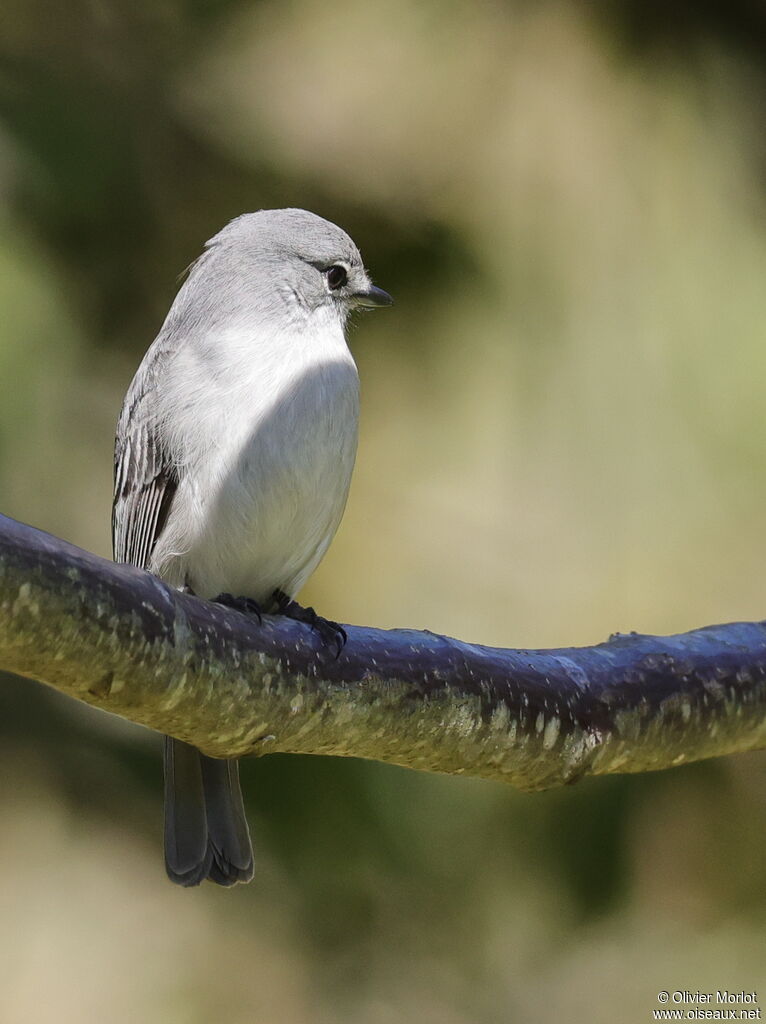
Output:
[{"left": 199, "top": 209, "right": 393, "bottom": 327}]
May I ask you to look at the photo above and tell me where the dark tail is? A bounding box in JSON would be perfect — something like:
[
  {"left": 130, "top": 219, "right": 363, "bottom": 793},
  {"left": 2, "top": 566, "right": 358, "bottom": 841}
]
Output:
[{"left": 163, "top": 736, "right": 254, "bottom": 887}]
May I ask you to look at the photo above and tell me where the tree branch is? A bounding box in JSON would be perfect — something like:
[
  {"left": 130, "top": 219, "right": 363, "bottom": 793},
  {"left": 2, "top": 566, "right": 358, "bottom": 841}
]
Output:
[{"left": 1, "top": 513, "right": 765, "bottom": 790}]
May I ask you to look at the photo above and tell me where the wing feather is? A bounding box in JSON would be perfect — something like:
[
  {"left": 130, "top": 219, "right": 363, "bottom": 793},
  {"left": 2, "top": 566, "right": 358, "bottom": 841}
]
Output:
[{"left": 112, "top": 376, "right": 178, "bottom": 570}]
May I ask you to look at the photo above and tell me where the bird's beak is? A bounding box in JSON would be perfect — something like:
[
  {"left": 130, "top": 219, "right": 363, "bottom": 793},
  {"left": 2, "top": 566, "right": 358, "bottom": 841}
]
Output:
[{"left": 352, "top": 285, "right": 394, "bottom": 308}]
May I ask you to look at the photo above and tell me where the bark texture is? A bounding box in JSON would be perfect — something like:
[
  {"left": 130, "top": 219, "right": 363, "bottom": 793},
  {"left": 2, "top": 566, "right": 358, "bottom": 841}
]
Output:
[{"left": 1, "top": 513, "right": 765, "bottom": 791}]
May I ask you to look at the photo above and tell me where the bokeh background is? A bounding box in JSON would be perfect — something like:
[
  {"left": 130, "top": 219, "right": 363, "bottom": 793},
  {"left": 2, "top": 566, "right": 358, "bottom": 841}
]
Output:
[{"left": 1, "top": 1, "right": 766, "bottom": 1021}]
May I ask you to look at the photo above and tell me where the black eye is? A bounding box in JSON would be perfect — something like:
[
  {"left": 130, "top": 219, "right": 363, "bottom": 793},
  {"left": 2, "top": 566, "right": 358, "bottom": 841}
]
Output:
[{"left": 326, "top": 264, "right": 348, "bottom": 290}]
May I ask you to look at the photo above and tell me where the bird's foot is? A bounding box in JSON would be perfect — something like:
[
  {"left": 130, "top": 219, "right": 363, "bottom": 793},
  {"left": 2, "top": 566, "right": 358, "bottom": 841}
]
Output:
[
  {"left": 213, "top": 592, "right": 263, "bottom": 624},
  {"left": 273, "top": 589, "right": 347, "bottom": 657}
]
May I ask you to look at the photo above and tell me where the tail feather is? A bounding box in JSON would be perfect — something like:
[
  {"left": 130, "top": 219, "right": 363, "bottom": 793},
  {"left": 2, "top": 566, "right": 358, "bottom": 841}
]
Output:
[
  {"left": 200, "top": 754, "right": 254, "bottom": 886},
  {"left": 163, "top": 737, "right": 253, "bottom": 887}
]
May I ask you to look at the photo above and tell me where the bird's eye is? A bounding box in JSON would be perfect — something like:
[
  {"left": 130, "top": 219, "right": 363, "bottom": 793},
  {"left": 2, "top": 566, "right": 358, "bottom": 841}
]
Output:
[{"left": 326, "top": 265, "right": 348, "bottom": 290}]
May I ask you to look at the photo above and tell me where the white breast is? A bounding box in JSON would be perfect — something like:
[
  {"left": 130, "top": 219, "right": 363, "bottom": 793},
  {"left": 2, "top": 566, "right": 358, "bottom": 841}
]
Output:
[{"left": 151, "top": 310, "right": 359, "bottom": 603}]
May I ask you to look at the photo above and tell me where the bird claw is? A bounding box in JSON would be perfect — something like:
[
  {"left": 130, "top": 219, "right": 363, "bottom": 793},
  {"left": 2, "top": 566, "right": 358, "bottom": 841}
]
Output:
[
  {"left": 272, "top": 589, "right": 346, "bottom": 657},
  {"left": 213, "top": 592, "right": 263, "bottom": 624}
]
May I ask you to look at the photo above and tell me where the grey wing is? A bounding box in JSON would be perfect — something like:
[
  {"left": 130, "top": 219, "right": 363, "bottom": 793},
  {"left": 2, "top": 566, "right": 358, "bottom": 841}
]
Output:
[{"left": 112, "top": 383, "right": 178, "bottom": 571}]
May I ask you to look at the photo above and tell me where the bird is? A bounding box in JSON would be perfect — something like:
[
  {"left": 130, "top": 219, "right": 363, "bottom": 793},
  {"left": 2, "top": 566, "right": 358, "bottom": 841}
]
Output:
[{"left": 112, "top": 209, "right": 392, "bottom": 886}]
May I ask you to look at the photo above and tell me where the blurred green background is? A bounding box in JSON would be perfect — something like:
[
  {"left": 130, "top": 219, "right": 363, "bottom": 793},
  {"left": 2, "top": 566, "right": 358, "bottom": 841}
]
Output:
[{"left": 2, "top": 1, "right": 766, "bottom": 1021}]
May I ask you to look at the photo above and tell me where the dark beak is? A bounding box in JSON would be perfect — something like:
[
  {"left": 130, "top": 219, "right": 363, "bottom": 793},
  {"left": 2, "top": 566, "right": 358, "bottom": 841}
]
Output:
[{"left": 353, "top": 284, "right": 394, "bottom": 308}]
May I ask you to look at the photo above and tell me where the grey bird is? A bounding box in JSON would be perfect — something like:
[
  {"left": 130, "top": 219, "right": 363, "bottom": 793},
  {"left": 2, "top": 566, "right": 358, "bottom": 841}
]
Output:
[{"left": 112, "top": 209, "right": 392, "bottom": 886}]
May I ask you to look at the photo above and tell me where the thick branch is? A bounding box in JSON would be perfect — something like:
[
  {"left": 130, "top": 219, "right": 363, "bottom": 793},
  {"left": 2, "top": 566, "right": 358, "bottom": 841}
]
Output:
[{"left": 0, "top": 513, "right": 765, "bottom": 790}]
